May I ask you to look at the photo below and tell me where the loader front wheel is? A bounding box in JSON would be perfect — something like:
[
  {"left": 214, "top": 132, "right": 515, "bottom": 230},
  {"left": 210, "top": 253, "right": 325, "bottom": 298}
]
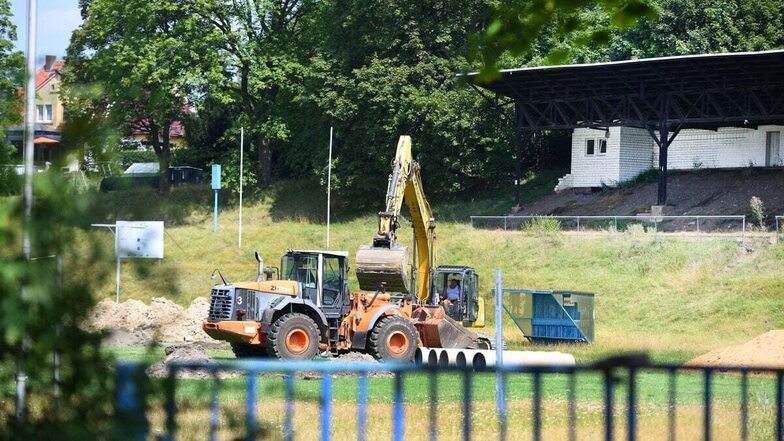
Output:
[
  {"left": 368, "top": 315, "right": 417, "bottom": 362},
  {"left": 266, "top": 313, "right": 320, "bottom": 360}
]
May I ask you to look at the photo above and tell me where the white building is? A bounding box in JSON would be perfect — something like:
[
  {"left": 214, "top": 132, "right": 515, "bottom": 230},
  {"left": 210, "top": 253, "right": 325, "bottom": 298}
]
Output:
[{"left": 556, "top": 126, "right": 784, "bottom": 191}]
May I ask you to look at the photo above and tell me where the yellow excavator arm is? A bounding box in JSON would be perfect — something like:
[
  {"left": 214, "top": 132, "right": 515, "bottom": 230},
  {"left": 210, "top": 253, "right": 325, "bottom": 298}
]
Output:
[{"left": 356, "top": 136, "right": 436, "bottom": 302}]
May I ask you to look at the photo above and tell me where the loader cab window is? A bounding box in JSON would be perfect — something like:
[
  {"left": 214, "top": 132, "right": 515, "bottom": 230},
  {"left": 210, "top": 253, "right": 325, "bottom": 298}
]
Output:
[
  {"left": 322, "top": 256, "right": 342, "bottom": 306},
  {"left": 282, "top": 254, "right": 319, "bottom": 304}
]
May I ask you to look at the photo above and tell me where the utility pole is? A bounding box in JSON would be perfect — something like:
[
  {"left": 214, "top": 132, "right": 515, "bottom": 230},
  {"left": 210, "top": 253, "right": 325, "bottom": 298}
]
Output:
[
  {"left": 326, "top": 126, "right": 333, "bottom": 248},
  {"left": 17, "top": 0, "right": 37, "bottom": 422},
  {"left": 238, "top": 127, "right": 244, "bottom": 248}
]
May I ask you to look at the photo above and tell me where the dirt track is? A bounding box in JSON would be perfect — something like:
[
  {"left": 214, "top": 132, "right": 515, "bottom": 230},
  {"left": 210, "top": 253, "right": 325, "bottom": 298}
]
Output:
[{"left": 686, "top": 330, "right": 784, "bottom": 369}]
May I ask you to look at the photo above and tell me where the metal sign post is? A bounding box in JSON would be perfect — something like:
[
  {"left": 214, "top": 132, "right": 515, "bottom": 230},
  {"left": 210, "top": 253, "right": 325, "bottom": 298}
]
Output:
[
  {"left": 238, "top": 128, "right": 244, "bottom": 248},
  {"left": 326, "top": 127, "right": 333, "bottom": 248},
  {"left": 211, "top": 164, "right": 221, "bottom": 233}
]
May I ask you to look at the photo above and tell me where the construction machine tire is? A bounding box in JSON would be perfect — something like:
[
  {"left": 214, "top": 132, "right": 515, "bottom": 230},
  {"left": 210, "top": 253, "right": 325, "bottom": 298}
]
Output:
[
  {"left": 231, "top": 343, "right": 269, "bottom": 358},
  {"left": 368, "top": 315, "right": 418, "bottom": 362},
  {"left": 266, "top": 313, "right": 320, "bottom": 360}
]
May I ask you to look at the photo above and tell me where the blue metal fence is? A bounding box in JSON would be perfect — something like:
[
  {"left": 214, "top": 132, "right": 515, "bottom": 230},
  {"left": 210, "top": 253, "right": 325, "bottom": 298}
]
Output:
[{"left": 115, "top": 357, "right": 784, "bottom": 441}]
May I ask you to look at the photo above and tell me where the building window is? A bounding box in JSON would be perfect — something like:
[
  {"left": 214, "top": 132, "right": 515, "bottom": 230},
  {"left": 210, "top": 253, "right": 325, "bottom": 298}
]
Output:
[
  {"left": 585, "top": 139, "right": 595, "bottom": 156},
  {"left": 36, "top": 104, "right": 53, "bottom": 123},
  {"left": 598, "top": 139, "right": 607, "bottom": 155}
]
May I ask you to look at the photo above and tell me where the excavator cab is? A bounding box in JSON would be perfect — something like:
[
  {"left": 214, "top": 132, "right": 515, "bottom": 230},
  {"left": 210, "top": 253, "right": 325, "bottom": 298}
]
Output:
[{"left": 430, "top": 266, "right": 485, "bottom": 328}]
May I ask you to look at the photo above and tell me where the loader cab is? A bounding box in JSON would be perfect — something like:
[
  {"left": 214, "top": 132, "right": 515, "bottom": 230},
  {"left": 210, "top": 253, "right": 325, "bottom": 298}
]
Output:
[
  {"left": 430, "top": 266, "right": 485, "bottom": 327},
  {"left": 280, "top": 250, "right": 351, "bottom": 318}
]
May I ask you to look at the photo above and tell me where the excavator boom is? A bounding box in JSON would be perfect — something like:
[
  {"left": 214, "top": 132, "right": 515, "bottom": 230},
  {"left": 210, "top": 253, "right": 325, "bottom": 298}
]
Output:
[{"left": 355, "top": 136, "right": 435, "bottom": 301}]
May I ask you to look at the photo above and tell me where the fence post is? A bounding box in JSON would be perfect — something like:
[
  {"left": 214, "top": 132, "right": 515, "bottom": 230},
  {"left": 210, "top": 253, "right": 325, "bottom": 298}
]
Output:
[
  {"left": 742, "top": 216, "right": 746, "bottom": 244},
  {"left": 614, "top": 217, "right": 618, "bottom": 232},
  {"left": 321, "top": 373, "right": 333, "bottom": 441},
  {"left": 576, "top": 217, "right": 580, "bottom": 234},
  {"left": 697, "top": 217, "right": 700, "bottom": 234},
  {"left": 494, "top": 270, "right": 507, "bottom": 441},
  {"left": 504, "top": 216, "right": 507, "bottom": 231},
  {"left": 115, "top": 363, "right": 148, "bottom": 441}
]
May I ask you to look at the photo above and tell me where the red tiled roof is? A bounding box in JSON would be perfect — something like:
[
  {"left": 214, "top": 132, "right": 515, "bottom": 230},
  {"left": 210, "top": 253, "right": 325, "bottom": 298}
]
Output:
[
  {"left": 35, "top": 61, "right": 64, "bottom": 89},
  {"left": 131, "top": 118, "right": 186, "bottom": 138}
]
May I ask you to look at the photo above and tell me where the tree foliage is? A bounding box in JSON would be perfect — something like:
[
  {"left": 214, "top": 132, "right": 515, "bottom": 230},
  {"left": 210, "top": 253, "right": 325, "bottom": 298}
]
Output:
[
  {"left": 66, "top": 0, "right": 218, "bottom": 192},
  {"left": 0, "top": 0, "right": 23, "bottom": 192},
  {"left": 67, "top": 0, "right": 784, "bottom": 205}
]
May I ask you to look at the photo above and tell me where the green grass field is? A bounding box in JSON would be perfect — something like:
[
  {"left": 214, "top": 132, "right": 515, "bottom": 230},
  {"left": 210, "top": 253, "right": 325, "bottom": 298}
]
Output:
[{"left": 109, "top": 346, "right": 780, "bottom": 440}]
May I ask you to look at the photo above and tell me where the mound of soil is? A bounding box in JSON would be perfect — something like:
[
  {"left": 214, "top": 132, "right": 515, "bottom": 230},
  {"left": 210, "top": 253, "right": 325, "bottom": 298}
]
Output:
[
  {"left": 685, "top": 330, "right": 784, "bottom": 368},
  {"left": 86, "top": 296, "right": 212, "bottom": 344},
  {"left": 148, "top": 344, "right": 236, "bottom": 379},
  {"left": 104, "top": 329, "right": 153, "bottom": 347}
]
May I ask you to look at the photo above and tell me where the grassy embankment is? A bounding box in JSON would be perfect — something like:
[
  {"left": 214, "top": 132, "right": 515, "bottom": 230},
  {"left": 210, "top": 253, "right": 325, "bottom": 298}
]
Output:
[{"left": 92, "top": 173, "right": 784, "bottom": 362}]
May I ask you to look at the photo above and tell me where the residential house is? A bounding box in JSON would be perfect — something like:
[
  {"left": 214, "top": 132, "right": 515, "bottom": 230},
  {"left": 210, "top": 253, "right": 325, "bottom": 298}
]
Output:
[{"left": 6, "top": 55, "right": 65, "bottom": 166}]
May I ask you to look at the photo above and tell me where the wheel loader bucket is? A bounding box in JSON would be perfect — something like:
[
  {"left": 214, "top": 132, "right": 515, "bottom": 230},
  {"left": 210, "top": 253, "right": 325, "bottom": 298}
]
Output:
[
  {"left": 410, "top": 305, "right": 485, "bottom": 349},
  {"left": 355, "top": 245, "right": 410, "bottom": 293}
]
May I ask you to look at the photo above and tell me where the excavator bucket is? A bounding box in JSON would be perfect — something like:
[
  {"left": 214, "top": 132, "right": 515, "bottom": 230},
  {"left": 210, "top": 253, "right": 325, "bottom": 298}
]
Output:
[{"left": 355, "top": 245, "right": 410, "bottom": 293}]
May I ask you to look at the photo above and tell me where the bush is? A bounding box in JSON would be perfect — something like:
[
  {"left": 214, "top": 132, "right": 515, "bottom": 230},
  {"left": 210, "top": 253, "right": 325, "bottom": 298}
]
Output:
[
  {"left": 750, "top": 196, "right": 766, "bottom": 229},
  {"left": 521, "top": 217, "right": 562, "bottom": 235}
]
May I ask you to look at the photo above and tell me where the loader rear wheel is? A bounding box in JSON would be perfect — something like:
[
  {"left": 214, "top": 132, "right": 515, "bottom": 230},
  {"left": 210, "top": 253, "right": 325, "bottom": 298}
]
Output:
[
  {"left": 231, "top": 343, "right": 268, "bottom": 358},
  {"left": 266, "top": 313, "right": 320, "bottom": 360},
  {"left": 368, "top": 315, "right": 417, "bottom": 362}
]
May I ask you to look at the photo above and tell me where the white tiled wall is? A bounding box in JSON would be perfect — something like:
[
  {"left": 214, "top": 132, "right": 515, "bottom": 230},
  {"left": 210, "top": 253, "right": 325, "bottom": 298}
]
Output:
[
  {"left": 655, "top": 126, "right": 784, "bottom": 169},
  {"left": 562, "top": 126, "right": 784, "bottom": 189},
  {"left": 568, "top": 127, "right": 621, "bottom": 187}
]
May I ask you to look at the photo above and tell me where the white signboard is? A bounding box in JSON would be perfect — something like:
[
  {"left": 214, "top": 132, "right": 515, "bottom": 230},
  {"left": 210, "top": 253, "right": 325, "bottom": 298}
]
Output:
[{"left": 116, "top": 221, "right": 164, "bottom": 259}]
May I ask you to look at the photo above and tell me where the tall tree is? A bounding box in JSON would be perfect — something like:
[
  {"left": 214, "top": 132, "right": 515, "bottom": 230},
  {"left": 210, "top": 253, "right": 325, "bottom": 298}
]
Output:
[
  {"left": 279, "top": 0, "right": 515, "bottom": 207},
  {"left": 0, "top": 0, "right": 22, "bottom": 193},
  {"left": 188, "top": 0, "right": 314, "bottom": 187},
  {"left": 66, "top": 0, "right": 215, "bottom": 193}
]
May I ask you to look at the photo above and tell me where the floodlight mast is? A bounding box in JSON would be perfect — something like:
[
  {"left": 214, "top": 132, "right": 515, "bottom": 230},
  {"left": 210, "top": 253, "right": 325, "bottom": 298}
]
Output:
[{"left": 17, "top": 0, "right": 37, "bottom": 422}]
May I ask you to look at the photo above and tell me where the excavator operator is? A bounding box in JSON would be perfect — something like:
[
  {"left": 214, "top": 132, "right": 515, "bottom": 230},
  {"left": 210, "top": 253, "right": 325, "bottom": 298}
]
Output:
[{"left": 443, "top": 278, "right": 460, "bottom": 304}]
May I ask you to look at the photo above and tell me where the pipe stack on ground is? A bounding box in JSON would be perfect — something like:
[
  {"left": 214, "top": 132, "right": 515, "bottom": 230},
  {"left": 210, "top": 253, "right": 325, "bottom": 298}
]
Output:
[{"left": 413, "top": 347, "right": 575, "bottom": 370}]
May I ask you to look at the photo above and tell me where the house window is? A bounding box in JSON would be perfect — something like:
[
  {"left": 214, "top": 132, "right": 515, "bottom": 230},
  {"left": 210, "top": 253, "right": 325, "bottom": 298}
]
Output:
[
  {"left": 598, "top": 139, "right": 607, "bottom": 155},
  {"left": 36, "top": 104, "right": 53, "bottom": 123},
  {"left": 585, "top": 139, "right": 595, "bottom": 156}
]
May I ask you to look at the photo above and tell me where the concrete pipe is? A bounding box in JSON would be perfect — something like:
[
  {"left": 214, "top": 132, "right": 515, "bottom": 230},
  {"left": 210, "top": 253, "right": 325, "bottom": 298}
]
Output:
[
  {"left": 455, "top": 349, "right": 483, "bottom": 369},
  {"left": 437, "top": 348, "right": 464, "bottom": 368},
  {"left": 427, "top": 348, "right": 439, "bottom": 368},
  {"left": 472, "top": 350, "right": 576, "bottom": 370},
  {"left": 414, "top": 347, "right": 430, "bottom": 366}
]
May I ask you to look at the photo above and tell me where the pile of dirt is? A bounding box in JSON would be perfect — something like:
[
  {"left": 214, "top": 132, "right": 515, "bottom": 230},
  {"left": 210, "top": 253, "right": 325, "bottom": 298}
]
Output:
[
  {"left": 685, "top": 330, "right": 784, "bottom": 369},
  {"left": 333, "top": 351, "right": 378, "bottom": 363},
  {"left": 86, "top": 296, "right": 212, "bottom": 344},
  {"left": 104, "top": 329, "right": 153, "bottom": 347},
  {"left": 148, "top": 343, "right": 237, "bottom": 379}
]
